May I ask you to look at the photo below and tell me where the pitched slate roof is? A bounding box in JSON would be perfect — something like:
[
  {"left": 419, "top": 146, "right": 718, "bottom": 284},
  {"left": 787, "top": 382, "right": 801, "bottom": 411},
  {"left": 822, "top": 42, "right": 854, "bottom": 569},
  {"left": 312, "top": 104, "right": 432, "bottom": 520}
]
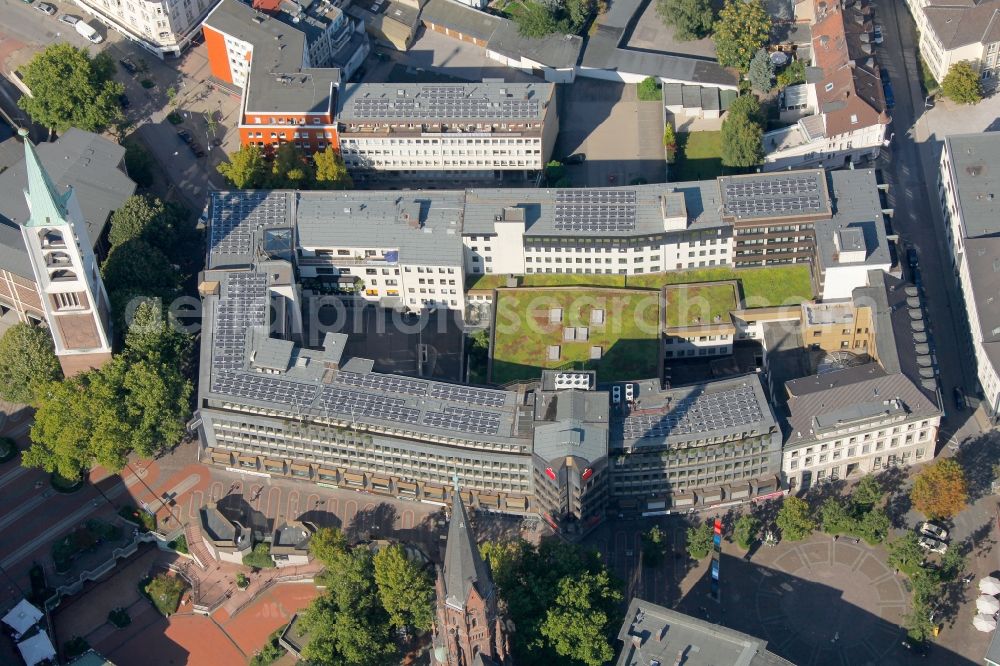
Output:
[{"left": 443, "top": 491, "right": 493, "bottom": 610}]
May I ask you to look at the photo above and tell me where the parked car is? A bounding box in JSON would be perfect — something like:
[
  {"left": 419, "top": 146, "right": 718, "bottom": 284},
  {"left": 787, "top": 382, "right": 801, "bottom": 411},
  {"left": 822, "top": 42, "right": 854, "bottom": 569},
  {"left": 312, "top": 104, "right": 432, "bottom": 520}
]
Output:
[
  {"left": 880, "top": 68, "right": 891, "bottom": 85},
  {"left": 918, "top": 535, "right": 948, "bottom": 554},
  {"left": 919, "top": 521, "right": 948, "bottom": 542},
  {"left": 873, "top": 24, "right": 884, "bottom": 44},
  {"left": 119, "top": 58, "right": 139, "bottom": 75},
  {"left": 34, "top": 2, "right": 56, "bottom": 15},
  {"left": 190, "top": 143, "right": 206, "bottom": 158},
  {"left": 176, "top": 129, "right": 192, "bottom": 144},
  {"left": 953, "top": 387, "right": 967, "bottom": 410},
  {"left": 75, "top": 21, "right": 103, "bottom": 43},
  {"left": 563, "top": 153, "right": 586, "bottom": 165},
  {"left": 58, "top": 14, "right": 80, "bottom": 25},
  {"left": 118, "top": 94, "right": 130, "bottom": 109},
  {"left": 882, "top": 80, "right": 895, "bottom": 108},
  {"left": 906, "top": 247, "right": 919, "bottom": 268}
]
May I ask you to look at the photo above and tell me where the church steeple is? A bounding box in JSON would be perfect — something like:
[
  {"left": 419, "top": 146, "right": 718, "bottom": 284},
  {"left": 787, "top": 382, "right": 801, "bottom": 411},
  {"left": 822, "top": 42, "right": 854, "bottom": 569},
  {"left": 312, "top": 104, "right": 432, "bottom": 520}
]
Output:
[
  {"left": 443, "top": 490, "right": 494, "bottom": 609},
  {"left": 18, "top": 128, "right": 112, "bottom": 376}
]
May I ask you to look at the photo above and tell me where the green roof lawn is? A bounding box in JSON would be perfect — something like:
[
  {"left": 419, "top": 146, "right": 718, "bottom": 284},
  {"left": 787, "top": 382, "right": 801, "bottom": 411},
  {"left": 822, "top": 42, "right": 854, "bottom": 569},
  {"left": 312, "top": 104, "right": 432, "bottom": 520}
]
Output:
[
  {"left": 664, "top": 283, "right": 738, "bottom": 328},
  {"left": 492, "top": 288, "right": 660, "bottom": 384}
]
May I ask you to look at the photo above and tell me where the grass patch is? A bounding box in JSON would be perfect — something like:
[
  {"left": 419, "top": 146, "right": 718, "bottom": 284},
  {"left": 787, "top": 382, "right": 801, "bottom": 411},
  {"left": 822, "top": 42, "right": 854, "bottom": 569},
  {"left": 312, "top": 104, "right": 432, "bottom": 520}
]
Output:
[
  {"left": 492, "top": 288, "right": 660, "bottom": 383},
  {"left": 0, "top": 436, "right": 16, "bottom": 463},
  {"left": 627, "top": 265, "right": 813, "bottom": 307},
  {"left": 664, "top": 283, "right": 738, "bottom": 327},
  {"left": 673, "top": 131, "right": 724, "bottom": 181},
  {"left": 637, "top": 77, "right": 662, "bottom": 101},
  {"left": 50, "top": 471, "right": 83, "bottom": 493},
  {"left": 143, "top": 573, "right": 187, "bottom": 616},
  {"left": 917, "top": 52, "right": 939, "bottom": 95},
  {"left": 119, "top": 505, "right": 156, "bottom": 532}
]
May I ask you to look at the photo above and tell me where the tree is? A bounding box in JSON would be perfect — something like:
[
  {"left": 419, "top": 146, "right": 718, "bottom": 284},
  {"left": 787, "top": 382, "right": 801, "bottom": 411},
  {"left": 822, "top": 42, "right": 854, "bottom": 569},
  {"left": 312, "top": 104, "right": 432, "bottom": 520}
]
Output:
[
  {"left": 314, "top": 147, "right": 353, "bottom": 190},
  {"left": 721, "top": 101, "right": 764, "bottom": 167},
  {"left": 713, "top": 0, "right": 771, "bottom": 72},
  {"left": 941, "top": 61, "right": 983, "bottom": 105},
  {"left": 641, "top": 526, "right": 666, "bottom": 566},
  {"left": 0, "top": 324, "right": 62, "bottom": 405},
  {"left": 776, "top": 59, "right": 806, "bottom": 88},
  {"left": 268, "top": 143, "right": 314, "bottom": 189},
  {"left": 309, "top": 527, "right": 349, "bottom": 567},
  {"left": 855, "top": 508, "right": 890, "bottom": 544},
  {"left": 663, "top": 122, "right": 677, "bottom": 163},
  {"left": 851, "top": 474, "right": 884, "bottom": 511},
  {"left": 545, "top": 160, "right": 566, "bottom": 184},
  {"left": 18, "top": 44, "right": 124, "bottom": 133},
  {"left": 637, "top": 77, "right": 662, "bottom": 101},
  {"left": 564, "top": 0, "right": 596, "bottom": 33},
  {"left": 217, "top": 144, "right": 266, "bottom": 189},
  {"left": 373, "top": 543, "right": 435, "bottom": 631},
  {"left": 819, "top": 497, "right": 855, "bottom": 535},
  {"left": 686, "top": 522, "right": 713, "bottom": 559},
  {"left": 748, "top": 49, "right": 774, "bottom": 93},
  {"left": 937, "top": 547, "right": 966, "bottom": 582},
  {"left": 539, "top": 570, "right": 621, "bottom": 666},
  {"left": 300, "top": 589, "right": 396, "bottom": 666},
  {"left": 887, "top": 532, "right": 924, "bottom": 576},
  {"left": 101, "top": 239, "right": 182, "bottom": 328},
  {"left": 776, "top": 496, "right": 815, "bottom": 541},
  {"left": 727, "top": 93, "right": 765, "bottom": 125},
  {"left": 124, "top": 141, "right": 155, "bottom": 189},
  {"left": 514, "top": 2, "right": 563, "bottom": 38},
  {"left": 108, "top": 195, "right": 178, "bottom": 249},
  {"left": 733, "top": 514, "right": 760, "bottom": 550},
  {"left": 911, "top": 458, "right": 968, "bottom": 519},
  {"left": 656, "top": 0, "right": 713, "bottom": 41}
]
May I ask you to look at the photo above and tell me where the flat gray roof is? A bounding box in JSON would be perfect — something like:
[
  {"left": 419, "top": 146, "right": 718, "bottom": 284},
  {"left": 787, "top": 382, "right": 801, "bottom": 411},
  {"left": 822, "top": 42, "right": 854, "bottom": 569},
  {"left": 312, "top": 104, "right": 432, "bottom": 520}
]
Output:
[
  {"left": 296, "top": 190, "right": 465, "bottom": 265},
  {"left": 944, "top": 133, "right": 1000, "bottom": 239},
  {"left": 205, "top": 0, "right": 341, "bottom": 114},
  {"left": 616, "top": 598, "right": 791, "bottom": 666},
  {"left": 816, "top": 170, "right": 891, "bottom": 268},
  {"left": 960, "top": 236, "right": 1000, "bottom": 380},
  {"left": 336, "top": 81, "right": 553, "bottom": 123},
  {"left": 0, "top": 129, "right": 135, "bottom": 280}
]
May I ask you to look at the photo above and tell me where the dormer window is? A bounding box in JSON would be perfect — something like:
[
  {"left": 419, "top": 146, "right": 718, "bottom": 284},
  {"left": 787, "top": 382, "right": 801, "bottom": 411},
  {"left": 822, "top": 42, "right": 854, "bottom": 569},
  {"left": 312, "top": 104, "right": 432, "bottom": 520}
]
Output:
[
  {"left": 850, "top": 114, "right": 859, "bottom": 124},
  {"left": 825, "top": 82, "right": 835, "bottom": 92}
]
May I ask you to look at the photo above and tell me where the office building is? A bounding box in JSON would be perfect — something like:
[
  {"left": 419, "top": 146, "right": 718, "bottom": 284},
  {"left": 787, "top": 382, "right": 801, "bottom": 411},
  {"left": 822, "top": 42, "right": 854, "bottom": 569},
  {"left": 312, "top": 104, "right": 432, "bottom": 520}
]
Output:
[
  {"left": 203, "top": 0, "right": 369, "bottom": 154},
  {"left": 0, "top": 130, "right": 134, "bottom": 327},
  {"left": 782, "top": 363, "right": 941, "bottom": 490},
  {"left": 904, "top": 0, "right": 1000, "bottom": 83},
  {"left": 616, "top": 599, "right": 792, "bottom": 666},
  {"left": 336, "top": 82, "right": 558, "bottom": 181},
  {"left": 75, "top": 0, "right": 216, "bottom": 57},
  {"left": 764, "top": 0, "right": 890, "bottom": 171},
  {"left": 938, "top": 132, "right": 1000, "bottom": 419},
  {"left": 17, "top": 131, "right": 113, "bottom": 376}
]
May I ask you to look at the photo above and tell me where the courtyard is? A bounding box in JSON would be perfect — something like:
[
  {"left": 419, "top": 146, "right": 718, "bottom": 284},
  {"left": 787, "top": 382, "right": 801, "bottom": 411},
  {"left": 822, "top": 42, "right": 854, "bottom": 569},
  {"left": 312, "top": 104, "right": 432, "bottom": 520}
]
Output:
[{"left": 491, "top": 287, "right": 661, "bottom": 383}]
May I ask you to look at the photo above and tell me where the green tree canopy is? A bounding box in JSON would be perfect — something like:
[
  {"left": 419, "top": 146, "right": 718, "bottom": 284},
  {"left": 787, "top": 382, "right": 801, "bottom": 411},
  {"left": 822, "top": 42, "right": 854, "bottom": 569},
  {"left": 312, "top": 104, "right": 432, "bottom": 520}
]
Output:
[
  {"left": 911, "top": 458, "right": 968, "bottom": 519},
  {"left": 721, "top": 103, "right": 764, "bottom": 167},
  {"left": 373, "top": 543, "right": 435, "bottom": 631},
  {"left": 748, "top": 48, "right": 775, "bottom": 92},
  {"left": 776, "top": 59, "right": 806, "bottom": 88},
  {"left": 819, "top": 497, "right": 854, "bottom": 534},
  {"left": 686, "top": 522, "right": 713, "bottom": 559},
  {"left": 540, "top": 570, "right": 621, "bottom": 666},
  {"left": 656, "top": 0, "right": 713, "bottom": 41},
  {"left": 108, "top": 195, "right": 179, "bottom": 249},
  {"left": 941, "top": 61, "right": 983, "bottom": 105},
  {"left": 642, "top": 525, "right": 666, "bottom": 566},
  {"left": 856, "top": 508, "right": 890, "bottom": 544},
  {"left": 310, "top": 527, "right": 349, "bottom": 567},
  {"left": 713, "top": 0, "right": 771, "bottom": 71},
  {"left": 733, "top": 514, "right": 760, "bottom": 550},
  {"left": 0, "top": 323, "right": 62, "bottom": 405},
  {"left": 101, "top": 239, "right": 183, "bottom": 329},
  {"left": 18, "top": 43, "right": 124, "bottom": 133},
  {"left": 776, "top": 496, "right": 815, "bottom": 541},
  {"left": 314, "top": 147, "right": 354, "bottom": 190},
  {"left": 887, "top": 531, "right": 924, "bottom": 575},
  {"left": 851, "top": 474, "right": 884, "bottom": 511},
  {"left": 124, "top": 141, "right": 154, "bottom": 189},
  {"left": 268, "top": 143, "right": 315, "bottom": 189},
  {"left": 218, "top": 144, "right": 267, "bottom": 189},
  {"left": 511, "top": 0, "right": 592, "bottom": 37}
]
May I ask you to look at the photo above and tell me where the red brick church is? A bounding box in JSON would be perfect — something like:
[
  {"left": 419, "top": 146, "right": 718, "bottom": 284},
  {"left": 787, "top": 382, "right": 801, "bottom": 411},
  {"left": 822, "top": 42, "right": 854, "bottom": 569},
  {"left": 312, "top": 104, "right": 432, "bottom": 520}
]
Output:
[{"left": 432, "top": 492, "right": 511, "bottom": 666}]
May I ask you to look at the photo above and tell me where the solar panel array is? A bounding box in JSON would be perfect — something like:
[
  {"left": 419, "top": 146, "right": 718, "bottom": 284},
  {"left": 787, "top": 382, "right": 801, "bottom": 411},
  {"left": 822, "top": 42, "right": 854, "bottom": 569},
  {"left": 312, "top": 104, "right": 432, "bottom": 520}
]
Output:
[
  {"left": 554, "top": 190, "right": 637, "bottom": 232},
  {"left": 209, "top": 192, "right": 288, "bottom": 259},
  {"left": 722, "top": 174, "right": 825, "bottom": 220},
  {"left": 429, "top": 383, "right": 508, "bottom": 407},
  {"left": 620, "top": 384, "right": 763, "bottom": 440},
  {"left": 319, "top": 387, "right": 421, "bottom": 424},
  {"left": 349, "top": 86, "right": 539, "bottom": 121},
  {"left": 213, "top": 371, "right": 318, "bottom": 407},
  {"left": 334, "top": 371, "right": 428, "bottom": 396},
  {"left": 423, "top": 405, "right": 502, "bottom": 435},
  {"left": 211, "top": 272, "right": 269, "bottom": 377}
]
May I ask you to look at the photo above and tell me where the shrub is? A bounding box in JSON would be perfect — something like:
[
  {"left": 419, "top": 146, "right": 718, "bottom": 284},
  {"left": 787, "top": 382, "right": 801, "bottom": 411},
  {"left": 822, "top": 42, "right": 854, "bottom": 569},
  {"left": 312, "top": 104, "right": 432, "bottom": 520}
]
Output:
[
  {"left": 637, "top": 77, "right": 662, "bottom": 101},
  {"left": 64, "top": 637, "right": 90, "bottom": 659},
  {"left": 243, "top": 543, "right": 275, "bottom": 569},
  {"left": 119, "top": 505, "right": 156, "bottom": 532},
  {"left": 250, "top": 629, "right": 287, "bottom": 666},
  {"left": 733, "top": 514, "right": 760, "bottom": 550},
  {"left": 686, "top": 522, "right": 713, "bottom": 559},
  {"left": 0, "top": 436, "right": 16, "bottom": 462},
  {"left": 237, "top": 572, "right": 250, "bottom": 589},
  {"left": 171, "top": 534, "right": 189, "bottom": 554},
  {"left": 108, "top": 607, "right": 131, "bottom": 628},
  {"left": 145, "top": 573, "right": 186, "bottom": 616}
]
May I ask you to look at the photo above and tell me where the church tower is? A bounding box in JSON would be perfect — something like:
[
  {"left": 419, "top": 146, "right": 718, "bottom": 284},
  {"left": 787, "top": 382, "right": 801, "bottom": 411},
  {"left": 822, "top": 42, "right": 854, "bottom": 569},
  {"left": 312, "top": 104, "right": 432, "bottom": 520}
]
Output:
[
  {"left": 19, "top": 129, "right": 112, "bottom": 376},
  {"left": 433, "top": 491, "right": 510, "bottom": 666}
]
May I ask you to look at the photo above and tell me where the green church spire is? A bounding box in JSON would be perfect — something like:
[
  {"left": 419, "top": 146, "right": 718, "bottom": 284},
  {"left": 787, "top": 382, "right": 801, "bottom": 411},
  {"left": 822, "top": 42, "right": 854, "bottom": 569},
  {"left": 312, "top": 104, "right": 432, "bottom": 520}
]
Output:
[{"left": 19, "top": 128, "right": 71, "bottom": 228}]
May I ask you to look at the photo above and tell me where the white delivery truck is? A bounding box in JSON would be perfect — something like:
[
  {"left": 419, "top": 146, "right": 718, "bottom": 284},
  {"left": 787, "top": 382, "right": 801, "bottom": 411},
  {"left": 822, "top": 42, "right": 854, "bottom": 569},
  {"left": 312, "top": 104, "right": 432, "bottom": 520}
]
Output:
[{"left": 75, "top": 21, "right": 104, "bottom": 44}]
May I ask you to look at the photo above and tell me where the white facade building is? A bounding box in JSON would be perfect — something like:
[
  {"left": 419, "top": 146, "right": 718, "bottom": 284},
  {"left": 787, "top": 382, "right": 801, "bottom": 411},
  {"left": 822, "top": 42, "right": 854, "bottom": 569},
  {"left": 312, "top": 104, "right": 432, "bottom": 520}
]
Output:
[
  {"left": 763, "top": 0, "right": 889, "bottom": 171},
  {"left": 904, "top": 0, "right": 1000, "bottom": 83},
  {"left": 75, "top": 0, "right": 217, "bottom": 57},
  {"left": 938, "top": 133, "right": 1000, "bottom": 418},
  {"left": 336, "top": 82, "right": 559, "bottom": 181}
]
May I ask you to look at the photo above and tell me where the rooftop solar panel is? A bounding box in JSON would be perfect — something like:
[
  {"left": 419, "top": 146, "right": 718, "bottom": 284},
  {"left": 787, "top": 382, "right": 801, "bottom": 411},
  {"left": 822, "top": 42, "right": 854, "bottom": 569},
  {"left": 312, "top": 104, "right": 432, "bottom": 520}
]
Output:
[
  {"left": 553, "top": 189, "right": 637, "bottom": 232},
  {"left": 619, "top": 384, "right": 763, "bottom": 440}
]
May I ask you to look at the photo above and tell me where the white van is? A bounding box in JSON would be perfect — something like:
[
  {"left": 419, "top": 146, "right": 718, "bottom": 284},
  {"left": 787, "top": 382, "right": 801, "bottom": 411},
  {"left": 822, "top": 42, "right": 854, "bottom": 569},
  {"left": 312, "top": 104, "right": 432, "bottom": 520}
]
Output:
[{"left": 75, "top": 21, "right": 104, "bottom": 44}]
